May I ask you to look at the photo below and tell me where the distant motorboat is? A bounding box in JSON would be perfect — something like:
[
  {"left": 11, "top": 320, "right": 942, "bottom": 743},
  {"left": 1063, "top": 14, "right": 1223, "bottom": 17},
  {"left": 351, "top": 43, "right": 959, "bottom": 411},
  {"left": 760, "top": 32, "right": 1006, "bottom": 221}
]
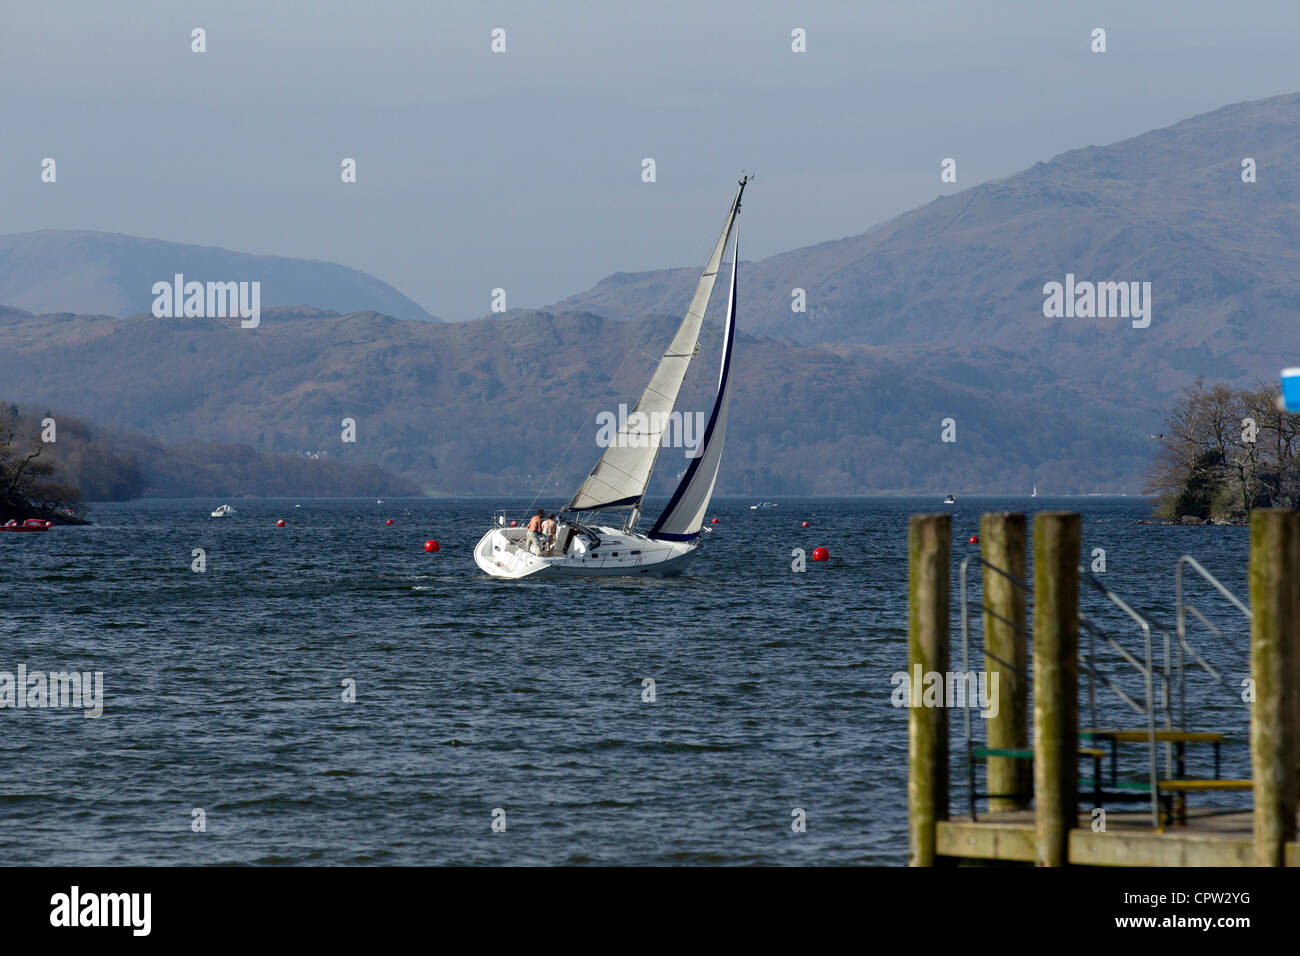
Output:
[
  {"left": 944, "top": 494, "right": 956, "bottom": 505},
  {"left": 749, "top": 501, "right": 778, "bottom": 510},
  {"left": 210, "top": 504, "right": 236, "bottom": 518},
  {"left": 1, "top": 518, "right": 52, "bottom": 532}
]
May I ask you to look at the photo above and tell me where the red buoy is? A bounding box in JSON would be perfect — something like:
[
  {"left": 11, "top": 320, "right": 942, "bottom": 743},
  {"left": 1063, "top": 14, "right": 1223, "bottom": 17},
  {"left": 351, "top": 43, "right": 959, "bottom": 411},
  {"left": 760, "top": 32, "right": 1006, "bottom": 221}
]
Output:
[
  {"left": 711, "top": 517, "right": 719, "bottom": 524},
  {"left": 386, "top": 519, "right": 394, "bottom": 526},
  {"left": 276, "top": 519, "right": 286, "bottom": 528},
  {"left": 801, "top": 521, "right": 810, "bottom": 528},
  {"left": 509, "top": 520, "right": 518, "bottom": 527},
  {"left": 424, "top": 540, "right": 440, "bottom": 552},
  {"left": 812, "top": 546, "right": 829, "bottom": 561},
  {"left": 969, "top": 535, "right": 979, "bottom": 544}
]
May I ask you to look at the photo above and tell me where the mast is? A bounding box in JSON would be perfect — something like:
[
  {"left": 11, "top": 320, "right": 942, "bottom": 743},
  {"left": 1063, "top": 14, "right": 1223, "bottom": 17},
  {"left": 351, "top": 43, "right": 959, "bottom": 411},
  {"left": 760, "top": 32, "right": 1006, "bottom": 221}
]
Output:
[
  {"left": 647, "top": 209, "right": 741, "bottom": 541},
  {"left": 565, "top": 177, "right": 748, "bottom": 515}
]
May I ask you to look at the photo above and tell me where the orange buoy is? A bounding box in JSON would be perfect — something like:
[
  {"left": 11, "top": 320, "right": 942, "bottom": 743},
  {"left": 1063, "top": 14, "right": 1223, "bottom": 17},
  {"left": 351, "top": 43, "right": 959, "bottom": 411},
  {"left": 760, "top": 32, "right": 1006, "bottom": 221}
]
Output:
[
  {"left": 711, "top": 517, "right": 719, "bottom": 524},
  {"left": 801, "top": 521, "right": 810, "bottom": 528},
  {"left": 386, "top": 519, "right": 394, "bottom": 526},
  {"left": 969, "top": 535, "right": 979, "bottom": 544},
  {"left": 812, "top": 546, "right": 829, "bottom": 561},
  {"left": 276, "top": 519, "right": 286, "bottom": 528},
  {"left": 424, "top": 540, "right": 440, "bottom": 552}
]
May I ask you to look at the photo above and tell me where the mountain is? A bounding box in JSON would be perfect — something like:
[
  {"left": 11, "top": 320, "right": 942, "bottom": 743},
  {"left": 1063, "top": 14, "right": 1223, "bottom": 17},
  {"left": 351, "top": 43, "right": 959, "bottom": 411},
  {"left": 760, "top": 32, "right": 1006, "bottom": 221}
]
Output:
[
  {"left": 0, "top": 305, "right": 1150, "bottom": 495},
  {"left": 0, "top": 230, "right": 439, "bottom": 322},
  {"left": 546, "top": 92, "right": 1300, "bottom": 399},
  {"left": 0, "top": 400, "right": 419, "bottom": 505},
  {"left": 7, "top": 93, "right": 1297, "bottom": 495}
]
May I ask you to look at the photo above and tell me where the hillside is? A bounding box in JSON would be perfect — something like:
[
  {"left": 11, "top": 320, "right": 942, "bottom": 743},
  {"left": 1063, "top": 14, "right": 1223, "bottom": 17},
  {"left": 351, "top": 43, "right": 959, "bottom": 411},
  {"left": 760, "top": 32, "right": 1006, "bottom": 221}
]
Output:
[
  {"left": 0, "top": 306, "right": 1150, "bottom": 495},
  {"left": 1, "top": 400, "right": 419, "bottom": 506},
  {"left": 546, "top": 93, "right": 1300, "bottom": 399},
  {"left": 0, "top": 231, "right": 439, "bottom": 322}
]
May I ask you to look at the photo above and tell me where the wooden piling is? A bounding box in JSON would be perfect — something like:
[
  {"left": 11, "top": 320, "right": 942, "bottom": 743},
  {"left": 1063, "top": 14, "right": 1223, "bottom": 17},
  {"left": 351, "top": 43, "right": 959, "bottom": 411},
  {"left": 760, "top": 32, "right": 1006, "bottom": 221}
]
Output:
[
  {"left": 980, "top": 513, "right": 1030, "bottom": 811},
  {"left": 1032, "top": 512, "right": 1079, "bottom": 867},
  {"left": 908, "top": 513, "right": 950, "bottom": 866},
  {"left": 1248, "top": 509, "right": 1299, "bottom": 867}
]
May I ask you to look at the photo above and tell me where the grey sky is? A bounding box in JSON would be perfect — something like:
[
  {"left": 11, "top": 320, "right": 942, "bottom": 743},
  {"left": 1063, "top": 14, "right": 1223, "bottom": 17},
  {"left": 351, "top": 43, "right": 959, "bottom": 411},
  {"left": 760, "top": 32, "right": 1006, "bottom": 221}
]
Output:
[{"left": 3, "top": 0, "right": 1297, "bottom": 321}]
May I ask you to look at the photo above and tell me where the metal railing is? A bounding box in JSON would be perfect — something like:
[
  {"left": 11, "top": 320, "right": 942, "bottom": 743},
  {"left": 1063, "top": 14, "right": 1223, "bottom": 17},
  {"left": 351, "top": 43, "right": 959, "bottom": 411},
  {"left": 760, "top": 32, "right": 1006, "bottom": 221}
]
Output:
[
  {"left": 957, "top": 550, "right": 1250, "bottom": 831},
  {"left": 1174, "top": 556, "right": 1251, "bottom": 730},
  {"left": 1078, "top": 568, "right": 1167, "bottom": 828}
]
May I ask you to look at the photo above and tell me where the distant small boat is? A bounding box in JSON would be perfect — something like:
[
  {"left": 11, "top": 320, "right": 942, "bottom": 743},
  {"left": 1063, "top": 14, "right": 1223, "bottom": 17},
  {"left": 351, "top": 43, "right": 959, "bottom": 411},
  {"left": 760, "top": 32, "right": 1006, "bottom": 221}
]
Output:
[
  {"left": 1, "top": 518, "right": 52, "bottom": 532},
  {"left": 377, "top": 499, "right": 384, "bottom": 504},
  {"left": 943, "top": 494, "right": 956, "bottom": 505},
  {"left": 210, "top": 504, "right": 236, "bottom": 518},
  {"left": 1031, "top": 484, "right": 1038, "bottom": 498},
  {"left": 749, "top": 501, "right": 778, "bottom": 510}
]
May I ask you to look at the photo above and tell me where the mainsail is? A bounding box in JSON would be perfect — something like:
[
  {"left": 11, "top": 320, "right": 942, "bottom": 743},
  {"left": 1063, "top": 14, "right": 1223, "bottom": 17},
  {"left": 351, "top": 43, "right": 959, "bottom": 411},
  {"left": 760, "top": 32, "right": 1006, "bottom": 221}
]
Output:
[
  {"left": 564, "top": 178, "right": 747, "bottom": 512},
  {"left": 648, "top": 220, "right": 738, "bottom": 541}
]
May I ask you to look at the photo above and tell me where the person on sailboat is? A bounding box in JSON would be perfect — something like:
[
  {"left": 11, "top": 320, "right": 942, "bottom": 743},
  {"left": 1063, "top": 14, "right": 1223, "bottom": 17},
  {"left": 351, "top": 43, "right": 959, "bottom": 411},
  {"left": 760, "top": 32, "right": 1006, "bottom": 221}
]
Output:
[
  {"left": 526, "top": 509, "right": 545, "bottom": 554},
  {"left": 542, "top": 513, "right": 558, "bottom": 554}
]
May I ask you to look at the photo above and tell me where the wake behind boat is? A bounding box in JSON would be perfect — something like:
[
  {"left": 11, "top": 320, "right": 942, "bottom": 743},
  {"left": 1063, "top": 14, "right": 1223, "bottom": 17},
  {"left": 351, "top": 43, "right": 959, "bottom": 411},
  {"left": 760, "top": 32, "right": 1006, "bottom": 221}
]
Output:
[{"left": 474, "top": 176, "right": 749, "bottom": 579}]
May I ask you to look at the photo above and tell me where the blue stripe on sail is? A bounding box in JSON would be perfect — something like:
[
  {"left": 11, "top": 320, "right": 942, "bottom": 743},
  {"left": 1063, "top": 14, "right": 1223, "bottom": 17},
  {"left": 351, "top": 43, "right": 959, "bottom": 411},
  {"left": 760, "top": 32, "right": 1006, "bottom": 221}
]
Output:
[
  {"left": 648, "top": 241, "right": 738, "bottom": 541},
  {"left": 565, "top": 494, "right": 641, "bottom": 512}
]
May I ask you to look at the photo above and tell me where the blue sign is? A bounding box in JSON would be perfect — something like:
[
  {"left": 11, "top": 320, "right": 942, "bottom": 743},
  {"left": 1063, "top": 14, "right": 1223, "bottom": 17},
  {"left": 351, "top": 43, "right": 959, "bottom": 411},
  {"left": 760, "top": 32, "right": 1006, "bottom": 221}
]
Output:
[{"left": 1283, "top": 368, "right": 1300, "bottom": 412}]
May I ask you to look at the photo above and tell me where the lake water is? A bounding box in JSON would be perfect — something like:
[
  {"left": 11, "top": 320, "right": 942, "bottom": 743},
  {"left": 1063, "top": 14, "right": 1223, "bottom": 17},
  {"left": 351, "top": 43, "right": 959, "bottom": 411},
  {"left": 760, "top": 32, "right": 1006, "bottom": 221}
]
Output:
[{"left": 0, "top": 496, "right": 1254, "bottom": 865}]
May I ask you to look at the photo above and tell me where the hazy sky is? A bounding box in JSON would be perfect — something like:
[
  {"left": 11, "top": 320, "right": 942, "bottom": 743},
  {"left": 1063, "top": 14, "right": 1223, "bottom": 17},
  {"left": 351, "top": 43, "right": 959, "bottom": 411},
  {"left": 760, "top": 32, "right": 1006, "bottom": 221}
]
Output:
[{"left": 4, "top": 1, "right": 1298, "bottom": 321}]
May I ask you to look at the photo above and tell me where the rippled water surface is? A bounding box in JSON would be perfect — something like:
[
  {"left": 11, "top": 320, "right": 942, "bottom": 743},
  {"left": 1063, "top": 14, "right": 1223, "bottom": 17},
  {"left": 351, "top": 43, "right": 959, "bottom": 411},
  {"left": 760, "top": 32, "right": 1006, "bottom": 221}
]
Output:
[{"left": 0, "top": 496, "right": 1253, "bottom": 865}]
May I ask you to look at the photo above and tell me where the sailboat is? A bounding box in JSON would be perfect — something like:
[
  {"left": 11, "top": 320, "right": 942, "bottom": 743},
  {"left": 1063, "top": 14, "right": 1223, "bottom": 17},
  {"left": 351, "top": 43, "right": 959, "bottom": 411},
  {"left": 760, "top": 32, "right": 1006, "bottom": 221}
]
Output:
[
  {"left": 473, "top": 176, "right": 748, "bottom": 579},
  {"left": 1031, "top": 484, "right": 1038, "bottom": 498}
]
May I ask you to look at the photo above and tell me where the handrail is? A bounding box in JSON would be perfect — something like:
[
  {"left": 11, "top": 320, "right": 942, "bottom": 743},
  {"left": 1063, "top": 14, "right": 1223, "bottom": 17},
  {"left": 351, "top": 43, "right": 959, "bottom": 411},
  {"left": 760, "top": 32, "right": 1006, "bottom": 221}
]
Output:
[
  {"left": 1175, "top": 555, "right": 1251, "bottom": 730},
  {"left": 1079, "top": 568, "right": 1161, "bottom": 828},
  {"left": 960, "top": 550, "right": 1249, "bottom": 831}
]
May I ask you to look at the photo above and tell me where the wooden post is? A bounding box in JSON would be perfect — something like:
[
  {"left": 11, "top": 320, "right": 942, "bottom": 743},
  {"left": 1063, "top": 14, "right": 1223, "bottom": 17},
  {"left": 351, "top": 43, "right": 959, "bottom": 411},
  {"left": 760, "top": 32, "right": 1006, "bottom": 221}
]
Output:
[
  {"left": 981, "top": 512, "right": 1029, "bottom": 811},
  {"left": 1032, "top": 512, "right": 1079, "bottom": 867},
  {"left": 908, "top": 513, "right": 950, "bottom": 866},
  {"left": 1248, "top": 509, "right": 1299, "bottom": 867}
]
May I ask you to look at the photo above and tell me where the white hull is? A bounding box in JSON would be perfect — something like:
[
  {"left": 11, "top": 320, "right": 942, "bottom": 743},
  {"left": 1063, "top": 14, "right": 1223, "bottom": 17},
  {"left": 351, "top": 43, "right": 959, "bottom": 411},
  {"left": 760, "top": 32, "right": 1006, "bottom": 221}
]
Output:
[{"left": 474, "top": 525, "right": 698, "bottom": 579}]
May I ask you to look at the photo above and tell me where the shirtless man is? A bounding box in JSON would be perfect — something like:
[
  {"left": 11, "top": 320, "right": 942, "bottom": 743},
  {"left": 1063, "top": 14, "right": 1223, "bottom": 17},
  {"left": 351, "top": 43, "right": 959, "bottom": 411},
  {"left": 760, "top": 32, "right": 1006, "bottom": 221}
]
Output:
[
  {"left": 526, "top": 509, "right": 545, "bottom": 555},
  {"left": 541, "top": 513, "right": 558, "bottom": 554}
]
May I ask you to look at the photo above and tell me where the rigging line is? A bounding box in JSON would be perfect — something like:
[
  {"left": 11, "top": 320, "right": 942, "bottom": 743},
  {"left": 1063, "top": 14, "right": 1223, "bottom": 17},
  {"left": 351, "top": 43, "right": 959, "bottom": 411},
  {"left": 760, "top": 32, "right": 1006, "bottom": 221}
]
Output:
[{"left": 523, "top": 260, "right": 698, "bottom": 516}]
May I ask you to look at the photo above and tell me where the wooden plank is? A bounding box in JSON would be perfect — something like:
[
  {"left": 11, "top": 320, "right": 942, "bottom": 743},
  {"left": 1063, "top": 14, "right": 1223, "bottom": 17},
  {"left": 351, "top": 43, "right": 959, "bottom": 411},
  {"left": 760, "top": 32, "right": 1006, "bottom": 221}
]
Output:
[
  {"left": 1160, "top": 779, "right": 1252, "bottom": 791},
  {"left": 939, "top": 819, "right": 1300, "bottom": 866},
  {"left": 1069, "top": 829, "right": 1256, "bottom": 867},
  {"left": 1084, "top": 730, "right": 1224, "bottom": 743},
  {"left": 936, "top": 820, "right": 1036, "bottom": 862}
]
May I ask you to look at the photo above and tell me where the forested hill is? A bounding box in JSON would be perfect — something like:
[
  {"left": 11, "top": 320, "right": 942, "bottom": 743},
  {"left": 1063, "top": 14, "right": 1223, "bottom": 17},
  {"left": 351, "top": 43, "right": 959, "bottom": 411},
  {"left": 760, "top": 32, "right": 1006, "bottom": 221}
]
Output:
[{"left": 0, "top": 306, "right": 1151, "bottom": 495}]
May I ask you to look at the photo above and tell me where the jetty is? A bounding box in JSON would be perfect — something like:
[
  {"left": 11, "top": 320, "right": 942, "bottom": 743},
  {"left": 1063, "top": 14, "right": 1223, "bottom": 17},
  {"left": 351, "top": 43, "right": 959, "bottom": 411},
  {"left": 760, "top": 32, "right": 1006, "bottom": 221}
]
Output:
[{"left": 908, "top": 509, "right": 1298, "bottom": 866}]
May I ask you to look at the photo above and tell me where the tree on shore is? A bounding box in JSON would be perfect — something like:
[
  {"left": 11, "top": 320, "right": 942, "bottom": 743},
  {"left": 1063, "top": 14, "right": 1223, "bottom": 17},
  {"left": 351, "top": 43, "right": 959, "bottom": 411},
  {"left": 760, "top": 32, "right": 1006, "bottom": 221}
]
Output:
[
  {"left": 0, "top": 404, "right": 82, "bottom": 519},
  {"left": 1144, "top": 380, "right": 1299, "bottom": 522}
]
